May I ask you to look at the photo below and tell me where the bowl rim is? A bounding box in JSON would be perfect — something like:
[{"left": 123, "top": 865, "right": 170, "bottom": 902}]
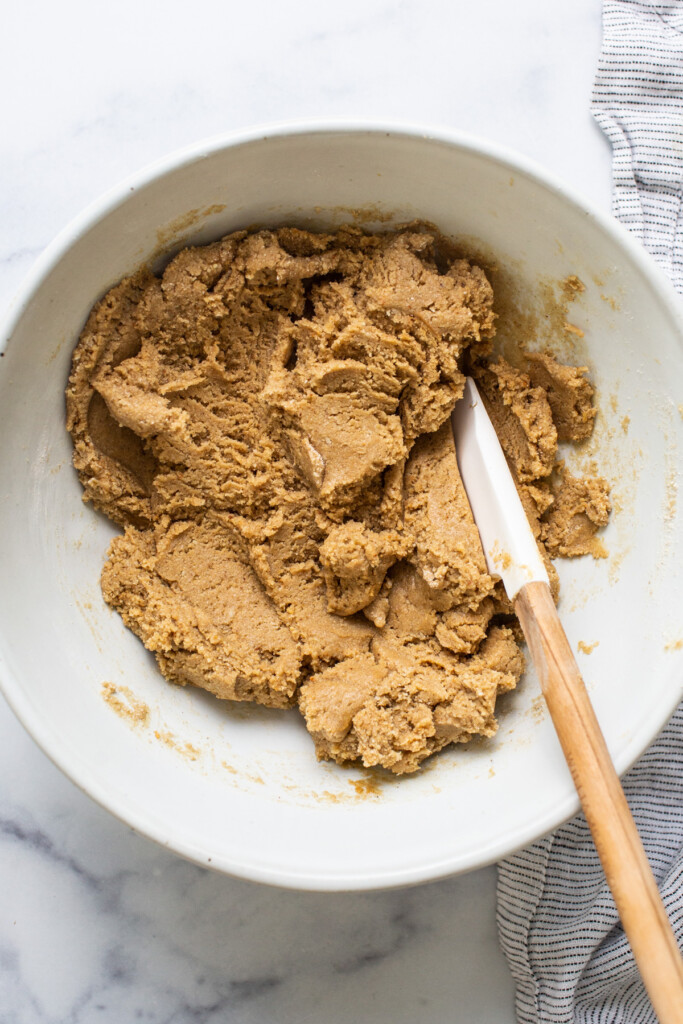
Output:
[{"left": 1, "top": 118, "right": 683, "bottom": 891}]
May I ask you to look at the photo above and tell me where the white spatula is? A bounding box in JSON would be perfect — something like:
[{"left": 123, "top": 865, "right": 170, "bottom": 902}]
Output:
[{"left": 451, "top": 376, "right": 683, "bottom": 1024}]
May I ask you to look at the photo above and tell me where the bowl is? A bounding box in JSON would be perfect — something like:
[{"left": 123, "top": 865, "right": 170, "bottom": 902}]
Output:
[{"left": 1, "top": 122, "right": 682, "bottom": 891}]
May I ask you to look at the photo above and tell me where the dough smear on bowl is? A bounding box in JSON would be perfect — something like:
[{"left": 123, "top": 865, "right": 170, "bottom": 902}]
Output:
[{"left": 66, "top": 224, "right": 610, "bottom": 774}]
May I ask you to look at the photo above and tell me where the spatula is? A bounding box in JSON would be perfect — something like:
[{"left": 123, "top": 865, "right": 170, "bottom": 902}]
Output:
[{"left": 451, "top": 376, "right": 683, "bottom": 1023}]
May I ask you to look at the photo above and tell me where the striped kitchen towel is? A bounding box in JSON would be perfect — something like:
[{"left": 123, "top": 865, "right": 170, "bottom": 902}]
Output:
[{"left": 496, "top": 3, "right": 683, "bottom": 1022}]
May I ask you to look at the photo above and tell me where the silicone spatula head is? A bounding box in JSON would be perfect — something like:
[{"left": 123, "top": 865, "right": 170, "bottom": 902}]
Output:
[{"left": 450, "top": 376, "right": 549, "bottom": 600}]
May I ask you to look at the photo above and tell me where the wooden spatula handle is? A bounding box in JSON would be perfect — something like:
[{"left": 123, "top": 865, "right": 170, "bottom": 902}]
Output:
[{"left": 515, "top": 581, "right": 683, "bottom": 1024}]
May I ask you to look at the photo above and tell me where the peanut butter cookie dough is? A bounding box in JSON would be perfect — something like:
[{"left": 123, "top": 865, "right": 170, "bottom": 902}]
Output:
[{"left": 67, "top": 224, "right": 610, "bottom": 774}]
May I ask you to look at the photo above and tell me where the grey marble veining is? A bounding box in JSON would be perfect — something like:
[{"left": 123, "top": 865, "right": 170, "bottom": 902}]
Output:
[{"left": 0, "top": 1, "right": 610, "bottom": 1020}]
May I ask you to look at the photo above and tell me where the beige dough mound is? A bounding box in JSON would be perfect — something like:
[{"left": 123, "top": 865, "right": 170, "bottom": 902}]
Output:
[{"left": 66, "top": 224, "right": 609, "bottom": 774}]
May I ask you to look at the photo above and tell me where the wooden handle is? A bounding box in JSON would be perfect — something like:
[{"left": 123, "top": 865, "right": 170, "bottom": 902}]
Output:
[{"left": 515, "top": 581, "right": 683, "bottom": 1024}]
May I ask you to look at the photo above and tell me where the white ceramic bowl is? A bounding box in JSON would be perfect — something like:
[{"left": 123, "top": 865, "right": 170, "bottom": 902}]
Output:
[{"left": 1, "top": 123, "right": 682, "bottom": 891}]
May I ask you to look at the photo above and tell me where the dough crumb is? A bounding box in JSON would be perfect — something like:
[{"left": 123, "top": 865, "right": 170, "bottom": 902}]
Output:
[
  {"left": 101, "top": 682, "right": 149, "bottom": 725},
  {"left": 154, "top": 729, "right": 201, "bottom": 761},
  {"left": 562, "top": 275, "right": 585, "bottom": 297}
]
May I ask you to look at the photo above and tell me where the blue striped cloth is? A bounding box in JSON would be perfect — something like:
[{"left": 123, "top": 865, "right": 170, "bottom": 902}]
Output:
[{"left": 496, "top": 3, "right": 683, "bottom": 1021}]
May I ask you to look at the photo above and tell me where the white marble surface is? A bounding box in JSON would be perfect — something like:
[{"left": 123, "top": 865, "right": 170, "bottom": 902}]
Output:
[{"left": 0, "top": 2, "right": 612, "bottom": 1021}]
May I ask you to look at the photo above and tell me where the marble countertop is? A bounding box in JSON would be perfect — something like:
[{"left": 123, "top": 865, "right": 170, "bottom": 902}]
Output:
[{"left": 0, "top": 2, "right": 612, "bottom": 1021}]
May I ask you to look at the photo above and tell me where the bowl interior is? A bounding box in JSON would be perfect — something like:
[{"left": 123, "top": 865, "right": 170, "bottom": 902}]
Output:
[{"left": 1, "top": 127, "right": 682, "bottom": 889}]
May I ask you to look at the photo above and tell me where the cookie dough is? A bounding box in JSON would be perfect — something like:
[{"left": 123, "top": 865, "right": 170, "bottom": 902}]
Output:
[{"left": 66, "top": 224, "right": 610, "bottom": 774}]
